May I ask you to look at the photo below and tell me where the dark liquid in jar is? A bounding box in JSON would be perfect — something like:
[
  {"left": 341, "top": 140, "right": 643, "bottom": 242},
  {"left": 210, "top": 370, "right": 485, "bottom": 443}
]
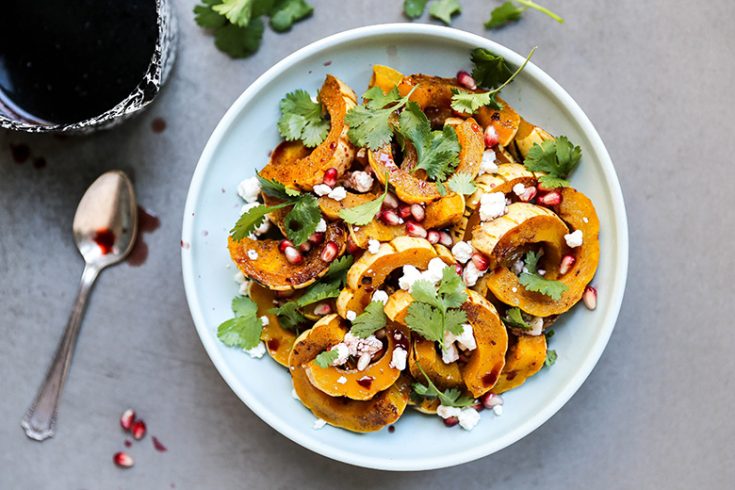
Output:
[{"left": 0, "top": 0, "right": 158, "bottom": 124}]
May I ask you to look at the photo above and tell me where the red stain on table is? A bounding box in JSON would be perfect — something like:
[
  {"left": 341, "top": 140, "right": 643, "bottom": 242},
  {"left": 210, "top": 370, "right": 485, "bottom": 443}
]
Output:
[
  {"left": 151, "top": 117, "right": 167, "bottom": 133},
  {"left": 9, "top": 143, "right": 31, "bottom": 163},
  {"left": 127, "top": 206, "right": 161, "bottom": 266}
]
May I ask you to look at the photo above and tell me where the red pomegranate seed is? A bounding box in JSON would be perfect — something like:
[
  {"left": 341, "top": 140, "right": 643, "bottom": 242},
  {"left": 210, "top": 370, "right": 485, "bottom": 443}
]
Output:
[
  {"left": 346, "top": 236, "right": 361, "bottom": 254},
  {"left": 439, "top": 231, "right": 453, "bottom": 247},
  {"left": 583, "top": 285, "right": 597, "bottom": 310},
  {"left": 323, "top": 168, "right": 338, "bottom": 187},
  {"left": 313, "top": 303, "right": 332, "bottom": 315},
  {"left": 397, "top": 204, "right": 412, "bottom": 219},
  {"left": 538, "top": 191, "right": 562, "bottom": 206},
  {"left": 320, "top": 241, "right": 339, "bottom": 262},
  {"left": 443, "top": 416, "right": 459, "bottom": 427},
  {"left": 456, "top": 70, "right": 477, "bottom": 90},
  {"left": 471, "top": 252, "right": 490, "bottom": 272},
  {"left": 299, "top": 241, "right": 312, "bottom": 253},
  {"left": 454, "top": 263, "right": 463, "bottom": 275},
  {"left": 131, "top": 420, "right": 146, "bottom": 440},
  {"left": 278, "top": 239, "right": 294, "bottom": 253},
  {"left": 427, "top": 230, "right": 440, "bottom": 244},
  {"left": 284, "top": 246, "right": 303, "bottom": 264},
  {"left": 152, "top": 436, "right": 168, "bottom": 452},
  {"left": 405, "top": 221, "right": 427, "bottom": 238},
  {"left": 481, "top": 392, "right": 503, "bottom": 409},
  {"left": 518, "top": 186, "right": 538, "bottom": 202},
  {"left": 410, "top": 204, "right": 426, "bottom": 222},
  {"left": 472, "top": 401, "right": 485, "bottom": 412},
  {"left": 559, "top": 255, "right": 576, "bottom": 275},
  {"left": 382, "top": 192, "right": 399, "bottom": 210},
  {"left": 308, "top": 232, "right": 325, "bottom": 244},
  {"left": 120, "top": 409, "right": 135, "bottom": 432},
  {"left": 379, "top": 209, "right": 402, "bottom": 226},
  {"left": 113, "top": 451, "right": 134, "bottom": 468},
  {"left": 484, "top": 125, "right": 499, "bottom": 148}
]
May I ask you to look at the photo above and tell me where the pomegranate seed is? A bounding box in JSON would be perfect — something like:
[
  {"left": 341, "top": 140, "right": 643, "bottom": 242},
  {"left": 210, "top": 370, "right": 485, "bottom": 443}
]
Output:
[
  {"left": 456, "top": 70, "right": 477, "bottom": 90},
  {"left": 323, "top": 168, "right": 338, "bottom": 187},
  {"left": 299, "top": 241, "right": 312, "bottom": 253},
  {"left": 439, "top": 231, "right": 453, "bottom": 247},
  {"left": 379, "top": 209, "right": 402, "bottom": 226},
  {"left": 471, "top": 252, "right": 490, "bottom": 272},
  {"left": 454, "top": 263, "right": 463, "bottom": 275},
  {"left": 538, "top": 191, "right": 562, "bottom": 206},
  {"left": 481, "top": 392, "right": 504, "bottom": 410},
  {"left": 382, "top": 192, "right": 399, "bottom": 210},
  {"left": 410, "top": 204, "right": 426, "bottom": 222},
  {"left": 472, "top": 401, "right": 484, "bottom": 412},
  {"left": 427, "top": 230, "right": 440, "bottom": 244},
  {"left": 284, "top": 246, "right": 303, "bottom": 264},
  {"left": 152, "top": 436, "right": 168, "bottom": 452},
  {"left": 308, "top": 232, "right": 325, "bottom": 244},
  {"left": 320, "top": 241, "right": 339, "bottom": 262},
  {"left": 131, "top": 420, "right": 146, "bottom": 440},
  {"left": 405, "top": 221, "right": 427, "bottom": 238},
  {"left": 443, "top": 416, "right": 459, "bottom": 427},
  {"left": 278, "top": 239, "right": 294, "bottom": 253},
  {"left": 397, "top": 204, "right": 412, "bottom": 219},
  {"left": 346, "top": 236, "right": 361, "bottom": 254},
  {"left": 559, "top": 255, "right": 576, "bottom": 275},
  {"left": 113, "top": 451, "right": 134, "bottom": 468},
  {"left": 583, "top": 285, "right": 597, "bottom": 310},
  {"left": 518, "top": 186, "right": 538, "bottom": 202},
  {"left": 313, "top": 303, "right": 332, "bottom": 315},
  {"left": 484, "top": 125, "right": 499, "bottom": 148},
  {"left": 120, "top": 409, "right": 135, "bottom": 432}
]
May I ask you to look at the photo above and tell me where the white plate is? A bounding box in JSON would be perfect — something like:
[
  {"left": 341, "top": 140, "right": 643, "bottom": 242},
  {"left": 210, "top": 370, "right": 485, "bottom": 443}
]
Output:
[{"left": 181, "top": 24, "right": 628, "bottom": 471}]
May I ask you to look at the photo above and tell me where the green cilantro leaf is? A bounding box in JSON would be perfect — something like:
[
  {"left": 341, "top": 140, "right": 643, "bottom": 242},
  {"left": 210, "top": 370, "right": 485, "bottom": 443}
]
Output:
[
  {"left": 524, "top": 250, "right": 541, "bottom": 272},
  {"left": 194, "top": 0, "right": 228, "bottom": 28},
  {"left": 406, "top": 302, "right": 445, "bottom": 343},
  {"left": 364, "top": 86, "right": 403, "bottom": 109},
  {"left": 212, "top": 0, "right": 253, "bottom": 27},
  {"left": 315, "top": 349, "right": 339, "bottom": 368},
  {"left": 524, "top": 136, "right": 582, "bottom": 187},
  {"left": 398, "top": 102, "right": 460, "bottom": 182},
  {"left": 444, "top": 309, "right": 468, "bottom": 336},
  {"left": 518, "top": 250, "right": 569, "bottom": 301},
  {"left": 339, "top": 176, "right": 389, "bottom": 225},
  {"left": 277, "top": 89, "right": 329, "bottom": 148},
  {"left": 350, "top": 301, "right": 388, "bottom": 338},
  {"left": 324, "top": 255, "right": 354, "bottom": 281},
  {"left": 230, "top": 202, "right": 290, "bottom": 240},
  {"left": 412, "top": 364, "right": 475, "bottom": 407},
  {"left": 295, "top": 281, "right": 342, "bottom": 307},
  {"left": 503, "top": 307, "right": 531, "bottom": 330},
  {"left": 449, "top": 89, "right": 502, "bottom": 114},
  {"left": 404, "top": 0, "right": 428, "bottom": 18},
  {"left": 545, "top": 328, "right": 555, "bottom": 339},
  {"left": 429, "top": 0, "right": 462, "bottom": 25},
  {"left": 409, "top": 280, "right": 441, "bottom": 308},
  {"left": 284, "top": 194, "right": 321, "bottom": 246},
  {"left": 345, "top": 86, "right": 415, "bottom": 150},
  {"left": 470, "top": 48, "right": 513, "bottom": 90},
  {"left": 544, "top": 349, "right": 557, "bottom": 367},
  {"left": 257, "top": 172, "right": 301, "bottom": 200},
  {"left": 269, "top": 301, "right": 306, "bottom": 329},
  {"left": 214, "top": 18, "right": 264, "bottom": 58},
  {"left": 405, "top": 267, "right": 467, "bottom": 343},
  {"left": 485, "top": 1, "right": 524, "bottom": 29},
  {"left": 448, "top": 172, "right": 477, "bottom": 195},
  {"left": 217, "top": 296, "right": 263, "bottom": 350},
  {"left": 437, "top": 266, "right": 467, "bottom": 308},
  {"left": 270, "top": 0, "right": 313, "bottom": 32}
]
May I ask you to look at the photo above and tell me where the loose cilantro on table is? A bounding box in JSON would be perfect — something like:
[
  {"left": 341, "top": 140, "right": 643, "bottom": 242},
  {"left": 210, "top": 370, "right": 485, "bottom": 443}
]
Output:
[
  {"left": 503, "top": 307, "right": 531, "bottom": 330},
  {"left": 217, "top": 296, "right": 264, "bottom": 350},
  {"left": 429, "top": 0, "right": 462, "bottom": 25},
  {"left": 270, "top": 0, "right": 314, "bottom": 32},
  {"left": 315, "top": 349, "right": 339, "bottom": 368},
  {"left": 412, "top": 364, "right": 475, "bottom": 407},
  {"left": 345, "top": 86, "right": 417, "bottom": 150},
  {"left": 405, "top": 267, "right": 468, "bottom": 343},
  {"left": 403, "top": 0, "right": 428, "bottom": 19},
  {"left": 486, "top": 0, "right": 564, "bottom": 30},
  {"left": 544, "top": 349, "right": 557, "bottom": 367},
  {"left": 523, "top": 136, "right": 582, "bottom": 188},
  {"left": 451, "top": 47, "right": 536, "bottom": 115},
  {"left": 350, "top": 301, "right": 388, "bottom": 338},
  {"left": 339, "top": 174, "right": 389, "bottom": 225},
  {"left": 277, "top": 90, "right": 330, "bottom": 148},
  {"left": 518, "top": 250, "right": 569, "bottom": 301},
  {"left": 447, "top": 172, "right": 477, "bottom": 195}
]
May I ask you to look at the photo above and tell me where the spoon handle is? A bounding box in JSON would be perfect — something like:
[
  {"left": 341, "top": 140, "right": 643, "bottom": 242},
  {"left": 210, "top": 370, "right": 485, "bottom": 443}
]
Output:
[{"left": 21, "top": 264, "right": 100, "bottom": 441}]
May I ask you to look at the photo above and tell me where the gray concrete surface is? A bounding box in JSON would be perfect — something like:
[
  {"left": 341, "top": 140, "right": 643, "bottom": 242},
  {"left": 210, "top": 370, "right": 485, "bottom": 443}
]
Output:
[{"left": 1, "top": 0, "right": 734, "bottom": 488}]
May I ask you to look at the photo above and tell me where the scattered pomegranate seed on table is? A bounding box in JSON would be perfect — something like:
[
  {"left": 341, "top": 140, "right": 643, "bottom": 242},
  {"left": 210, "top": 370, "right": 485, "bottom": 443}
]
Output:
[
  {"left": 113, "top": 451, "right": 134, "bottom": 468},
  {"left": 120, "top": 408, "right": 135, "bottom": 431},
  {"left": 131, "top": 420, "right": 147, "bottom": 440},
  {"left": 443, "top": 416, "right": 459, "bottom": 427}
]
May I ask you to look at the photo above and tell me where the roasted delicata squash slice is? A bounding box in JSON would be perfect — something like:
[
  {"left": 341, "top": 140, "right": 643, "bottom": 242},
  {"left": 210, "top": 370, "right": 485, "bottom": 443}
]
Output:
[
  {"left": 485, "top": 188, "right": 600, "bottom": 316},
  {"left": 249, "top": 284, "right": 298, "bottom": 367},
  {"left": 514, "top": 118, "right": 554, "bottom": 159},
  {"left": 424, "top": 193, "right": 466, "bottom": 230},
  {"left": 303, "top": 315, "right": 404, "bottom": 400},
  {"left": 476, "top": 97, "right": 521, "bottom": 147},
  {"left": 468, "top": 164, "right": 541, "bottom": 209},
  {"left": 410, "top": 396, "right": 441, "bottom": 414},
  {"left": 348, "top": 220, "right": 405, "bottom": 248},
  {"left": 454, "top": 118, "right": 486, "bottom": 178},
  {"left": 289, "top": 315, "right": 411, "bottom": 432},
  {"left": 259, "top": 75, "right": 357, "bottom": 191},
  {"left": 229, "top": 223, "right": 347, "bottom": 291},
  {"left": 491, "top": 334, "right": 547, "bottom": 395},
  {"left": 369, "top": 65, "right": 405, "bottom": 93}
]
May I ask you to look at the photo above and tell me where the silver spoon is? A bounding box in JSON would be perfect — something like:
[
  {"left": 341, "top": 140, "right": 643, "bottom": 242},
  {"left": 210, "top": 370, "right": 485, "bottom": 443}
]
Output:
[{"left": 21, "top": 170, "right": 138, "bottom": 441}]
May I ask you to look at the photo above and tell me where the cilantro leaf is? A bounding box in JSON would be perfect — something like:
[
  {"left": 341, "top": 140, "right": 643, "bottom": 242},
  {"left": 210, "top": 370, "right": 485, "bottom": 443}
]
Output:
[
  {"left": 269, "top": 301, "right": 306, "bottom": 329},
  {"left": 257, "top": 173, "right": 301, "bottom": 200},
  {"left": 214, "top": 18, "right": 264, "bottom": 58},
  {"left": 545, "top": 328, "right": 555, "bottom": 339},
  {"left": 450, "top": 89, "right": 502, "bottom": 114},
  {"left": 405, "top": 302, "right": 444, "bottom": 343},
  {"left": 412, "top": 364, "right": 474, "bottom": 407},
  {"left": 503, "top": 307, "right": 531, "bottom": 330},
  {"left": 212, "top": 0, "right": 253, "bottom": 27},
  {"left": 398, "top": 102, "right": 460, "bottom": 182},
  {"left": 405, "top": 267, "right": 467, "bottom": 343},
  {"left": 345, "top": 86, "right": 415, "bottom": 150},
  {"left": 270, "top": 0, "right": 313, "bottom": 32},
  {"left": 277, "top": 89, "right": 329, "bottom": 148},
  {"left": 448, "top": 172, "right": 477, "bottom": 195},
  {"left": 364, "top": 86, "right": 403, "bottom": 110},
  {"left": 544, "top": 349, "right": 557, "bottom": 367},
  {"left": 324, "top": 255, "right": 354, "bottom": 281},
  {"left": 485, "top": 1, "right": 524, "bottom": 29},
  {"left": 470, "top": 48, "right": 513, "bottom": 90},
  {"left": 524, "top": 136, "right": 582, "bottom": 186},
  {"left": 538, "top": 175, "right": 571, "bottom": 189},
  {"left": 217, "top": 296, "right": 263, "bottom": 350},
  {"left": 230, "top": 202, "right": 290, "bottom": 240},
  {"left": 350, "top": 301, "right": 388, "bottom": 338},
  {"left": 295, "top": 281, "right": 341, "bottom": 307},
  {"left": 444, "top": 309, "right": 468, "bottom": 336},
  {"left": 194, "top": 0, "right": 227, "bottom": 28},
  {"left": 437, "top": 266, "right": 467, "bottom": 308},
  {"left": 315, "top": 349, "right": 339, "bottom": 368},
  {"left": 339, "top": 177, "right": 388, "bottom": 225},
  {"left": 410, "top": 280, "right": 441, "bottom": 308},
  {"left": 518, "top": 251, "right": 568, "bottom": 301},
  {"left": 232, "top": 296, "right": 258, "bottom": 317},
  {"left": 524, "top": 250, "right": 541, "bottom": 273},
  {"left": 429, "top": 0, "right": 461, "bottom": 25},
  {"left": 404, "top": 0, "right": 428, "bottom": 18},
  {"left": 284, "top": 194, "right": 321, "bottom": 246}
]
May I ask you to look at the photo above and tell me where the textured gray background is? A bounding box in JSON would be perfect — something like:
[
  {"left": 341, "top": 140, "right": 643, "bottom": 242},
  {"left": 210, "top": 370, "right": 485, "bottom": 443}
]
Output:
[{"left": 1, "top": 0, "right": 734, "bottom": 488}]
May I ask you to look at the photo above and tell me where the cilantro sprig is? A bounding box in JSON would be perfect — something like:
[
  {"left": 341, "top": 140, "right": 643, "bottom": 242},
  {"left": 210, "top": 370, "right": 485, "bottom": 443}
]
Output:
[
  {"left": 451, "top": 47, "right": 537, "bottom": 115},
  {"left": 503, "top": 307, "right": 531, "bottom": 330},
  {"left": 277, "top": 89, "right": 330, "bottom": 148},
  {"left": 217, "top": 296, "right": 264, "bottom": 350},
  {"left": 405, "top": 267, "right": 468, "bottom": 343},
  {"left": 524, "top": 136, "right": 582, "bottom": 188},
  {"left": 315, "top": 349, "right": 339, "bottom": 368},
  {"left": 403, "top": 0, "right": 461, "bottom": 25},
  {"left": 412, "top": 364, "right": 474, "bottom": 407},
  {"left": 447, "top": 172, "right": 477, "bottom": 195},
  {"left": 339, "top": 174, "right": 389, "bottom": 225},
  {"left": 544, "top": 349, "right": 558, "bottom": 367},
  {"left": 350, "top": 301, "right": 388, "bottom": 338},
  {"left": 486, "top": 1, "right": 564, "bottom": 30},
  {"left": 345, "top": 86, "right": 417, "bottom": 150},
  {"left": 518, "top": 250, "right": 569, "bottom": 301}
]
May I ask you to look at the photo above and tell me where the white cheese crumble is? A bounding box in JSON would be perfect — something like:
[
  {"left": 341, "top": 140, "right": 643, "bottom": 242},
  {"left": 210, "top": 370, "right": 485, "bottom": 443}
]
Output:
[
  {"left": 458, "top": 408, "right": 481, "bottom": 431},
  {"left": 367, "top": 239, "right": 381, "bottom": 254},
  {"left": 313, "top": 184, "right": 332, "bottom": 196},
  {"left": 479, "top": 192, "right": 507, "bottom": 221},
  {"left": 313, "top": 418, "right": 327, "bottom": 430},
  {"left": 512, "top": 183, "right": 526, "bottom": 196},
  {"left": 371, "top": 290, "right": 389, "bottom": 304},
  {"left": 479, "top": 150, "right": 498, "bottom": 175},
  {"left": 327, "top": 186, "right": 347, "bottom": 201},
  {"left": 345, "top": 170, "right": 374, "bottom": 193},
  {"left": 565, "top": 229, "right": 583, "bottom": 248},
  {"left": 343, "top": 332, "right": 383, "bottom": 358},
  {"left": 346, "top": 310, "right": 357, "bottom": 321},
  {"left": 241, "top": 202, "right": 270, "bottom": 236},
  {"left": 511, "top": 259, "right": 524, "bottom": 275},
  {"left": 238, "top": 280, "right": 251, "bottom": 297},
  {"left": 445, "top": 324, "right": 477, "bottom": 352},
  {"left": 260, "top": 315, "right": 269, "bottom": 326},
  {"left": 337, "top": 376, "right": 347, "bottom": 384},
  {"left": 451, "top": 241, "right": 474, "bottom": 264},
  {"left": 315, "top": 218, "right": 327, "bottom": 233},
  {"left": 234, "top": 271, "right": 246, "bottom": 284},
  {"left": 511, "top": 286, "right": 518, "bottom": 293},
  {"left": 436, "top": 405, "right": 461, "bottom": 419},
  {"left": 422, "top": 257, "right": 449, "bottom": 284},
  {"left": 389, "top": 347, "right": 408, "bottom": 371},
  {"left": 247, "top": 249, "right": 259, "bottom": 260},
  {"left": 492, "top": 405, "right": 504, "bottom": 416},
  {"left": 441, "top": 342, "right": 459, "bottom": 364},
  {"left": 329, "top": 343, "right": 350, "bottom": 366},
  {"left": 462, "top": 261, "right": 484, "bottom": 287},
  {"left": 245, "top": 342, "right": 266, "bottom": 359},
  {"left": 237, "top": 176, "right": 261, "bottom": 203},
  {"left": 528, "top": 316, "right": 544, "bottom": 336},
  {"left": 398, "top": 265, "right": 423, "bottom": 291}
]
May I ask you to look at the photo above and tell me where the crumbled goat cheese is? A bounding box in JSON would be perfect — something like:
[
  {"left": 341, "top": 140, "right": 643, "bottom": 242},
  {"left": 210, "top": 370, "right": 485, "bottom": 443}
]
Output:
[
  {"left": 343, "top": 332, "right": 383, "bottom": 358},
  {"left": 330, "top": 343, "right": 350, "bottom": 366},
  {"left": 458, "top": 408, "right": 481, "bottom": 431},
  {"left": 315, "top": 218, "right": 327, "bottom": 233},
  {"left": 479, "top": 150, "right": 498, "bottom": 175},
  {"left": 371, "top": 290, "right": 389, "bottom": 304},
  {"left": 451, "top": 241, "right": 474, "bottom": 264},
  {"left": 390, "top": 347, "right": 408, "bottom": 371},
  {"left": 327, "top": 186, "right": 347, "bottom": 201},
  {"left": 313, "top": 418, "right": 327, "bottom": 430},
  {"left": 345, "top": 170, "right": 374, "bottom": 193},
  {"left": 437, "top": 405, "right": 462, "bottom": 419},
  {"left": 234, "top": 271, "right": 246, "bottom": 284},
  {"left": 313, "top": 184, "right": 332, "bottom": 196},
  {"left": 247, "top": 249, "right": 259, "bottom": 260},
  {"left": 441, "top": 342, "right": 459, "bottom": 364},
  {"left": 421, "top": 257, "right": 449, "bottom": 284},
  {"left": 368, "top": 239, "right": 381, "bottom": 254},
  {"left": 337, "top": 376, "right": 347, "bottom": 384},
  {"left": 462, "top": 261, "right": 484, "bottom": 287},
  {"left": 238, "top": 280, "right": 251, "bottom": 297},
  {"left": 346, "top": 310, "right": 357, "bottom": 321},
  {"left": 260, "top": 316, "right": 269, "bottom": 326},
  {"left": 492, "top": 405, "right": 504, "bottom": 416},
  {"left": 398, "top": 265, "right": 423, "bottom": 291},
  {"left": 565, "top": 229, "right": 584, "bottom": 248},
  {"left": 512, "top": 183, "right": 526, "bottom": 196},
  {"left": 445, "top": 324, "right": 477, "bottom": 351},
  {"left": 528, "top": 316, "right": 544, "bottom": 336},
  {"left": 241, "top": 202, "right": 270, "bottom": 235},
  {"left": 245, "top": 342, "right": 266, "bottom": 359},
  {"left": 479, "top": 192, "right": 507, "bottom": 221},
  {"left": 511, "top": 259, "right": 524, "bottom": 275},
  {"left": 237, "top": 176, "right": 261, "bottom": 203}
]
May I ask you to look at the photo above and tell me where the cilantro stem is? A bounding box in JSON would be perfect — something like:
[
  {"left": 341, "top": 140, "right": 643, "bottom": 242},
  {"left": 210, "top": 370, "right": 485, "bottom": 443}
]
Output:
[
  {"left": 489, "top": 46, "right": 537, "bottom": 96},
  {"left": 516, "top": 0, "right": 564, "bottom": 24}
]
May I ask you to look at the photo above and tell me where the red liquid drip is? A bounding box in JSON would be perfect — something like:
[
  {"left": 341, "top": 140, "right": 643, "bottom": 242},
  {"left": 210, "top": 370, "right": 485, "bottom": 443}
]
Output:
[
  {"left": 152, "top": 436, "right": 167, "bottom": 452},
  {"left": 356, "top": 377, "right": 374, "bottom": 389},
  {"left": 267, "top": 339, "right": 280, "bottom": 351},
  {"left": 93, "top": 228, "right": 115, "bottom": 254},
  {"left": 9, "top": 143, "right": 30, "bottom": 163},
  {"left": 481, "top": 370, "right": 499, "bottom": 387},
  {"left": 388, "top": 425, "right": 395, "bottom": 433},
  {"left": 151, "top": 117, "right": 166, "bottom": 133},
  {"left": 33, "top": 157, "right": 47, "bottom": 169},
  {"left": 124, "top": 439, "right": 132, "bottom": 448},
  {"left": 127, "top": 206, "right": 160, "bottom": 266}
]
